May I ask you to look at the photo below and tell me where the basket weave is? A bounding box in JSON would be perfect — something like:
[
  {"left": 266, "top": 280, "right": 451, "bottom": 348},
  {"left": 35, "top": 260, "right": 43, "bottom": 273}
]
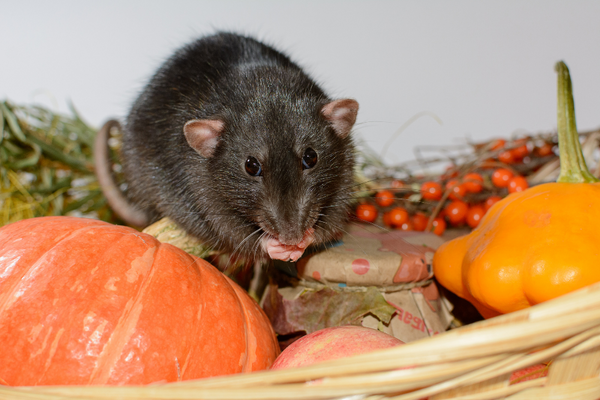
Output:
[{"left": 2, "top": 280, "right": 600, "bottom": 400}]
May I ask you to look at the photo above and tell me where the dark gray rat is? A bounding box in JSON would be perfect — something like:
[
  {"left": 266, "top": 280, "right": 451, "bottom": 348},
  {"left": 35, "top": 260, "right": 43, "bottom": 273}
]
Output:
[{"left": 95, "top": 32, "right": 359, "bottom": 262}]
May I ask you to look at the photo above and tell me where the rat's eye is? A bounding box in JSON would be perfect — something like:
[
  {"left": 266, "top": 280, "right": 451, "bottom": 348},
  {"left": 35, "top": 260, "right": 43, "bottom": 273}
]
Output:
[
  {"left": 245, "top": 156, "right": 263, "bottom": 176},
  {"left": 302, "top": 148, "right": 318, "bottom": 170}
]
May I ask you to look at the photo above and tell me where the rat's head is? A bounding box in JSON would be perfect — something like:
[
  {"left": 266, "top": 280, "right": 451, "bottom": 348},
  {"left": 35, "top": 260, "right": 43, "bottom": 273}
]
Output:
[{"left": 182, "top": 68, "right": 359, "bottom": 260}]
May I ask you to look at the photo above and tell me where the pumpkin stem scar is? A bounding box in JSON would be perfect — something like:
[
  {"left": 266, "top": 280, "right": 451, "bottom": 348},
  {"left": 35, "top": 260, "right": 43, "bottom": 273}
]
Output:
[{"left": 555, "top": 61, "right": 600, "bottom": 183}]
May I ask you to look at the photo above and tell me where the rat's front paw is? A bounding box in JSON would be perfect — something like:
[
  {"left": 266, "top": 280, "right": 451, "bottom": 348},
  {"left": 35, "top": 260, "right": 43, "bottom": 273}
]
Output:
[{"left": 263, "top": 229, "right": 314, "bottom": 262}]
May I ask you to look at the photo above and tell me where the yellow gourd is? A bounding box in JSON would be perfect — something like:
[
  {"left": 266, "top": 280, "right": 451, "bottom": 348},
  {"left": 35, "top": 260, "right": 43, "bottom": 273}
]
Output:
[{"left": 433, "top": 62, "right": 600, "bottom": 318}]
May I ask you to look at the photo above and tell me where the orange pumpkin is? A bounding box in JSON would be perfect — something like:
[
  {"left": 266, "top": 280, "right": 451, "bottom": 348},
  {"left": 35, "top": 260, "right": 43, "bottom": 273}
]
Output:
[
  {"left": 433, "top": 62, "right": 600, "bottom": 317},
  {"left": 0, "top": 216, "right": 279, "bottom": 386}
]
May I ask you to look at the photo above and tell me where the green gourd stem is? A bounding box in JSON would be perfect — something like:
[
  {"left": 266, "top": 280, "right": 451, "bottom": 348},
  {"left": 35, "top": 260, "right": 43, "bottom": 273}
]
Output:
[{"left": 555, "top": 61, "right": 599, "bottom": 183}]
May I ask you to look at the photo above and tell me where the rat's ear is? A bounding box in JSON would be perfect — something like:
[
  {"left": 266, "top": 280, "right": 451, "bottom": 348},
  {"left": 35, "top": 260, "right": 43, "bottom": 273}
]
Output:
[
  {"left": 321, "top": 99, "right": 359, "bottom": 139},
  {"left": 183, "top": 119, "right": 225, "bottom": 158}
]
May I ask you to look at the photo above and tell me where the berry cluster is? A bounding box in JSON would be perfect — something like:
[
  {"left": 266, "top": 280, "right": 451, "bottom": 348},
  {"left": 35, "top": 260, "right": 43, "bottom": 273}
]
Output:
[{"left": 354, "top": 135, "right": 559, "bottom": 236}]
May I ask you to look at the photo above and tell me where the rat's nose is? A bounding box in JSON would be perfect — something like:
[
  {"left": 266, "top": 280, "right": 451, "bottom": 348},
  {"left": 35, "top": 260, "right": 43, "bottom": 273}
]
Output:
[{"left": 276, "top": 229, "right": 305, "bottom": 246}]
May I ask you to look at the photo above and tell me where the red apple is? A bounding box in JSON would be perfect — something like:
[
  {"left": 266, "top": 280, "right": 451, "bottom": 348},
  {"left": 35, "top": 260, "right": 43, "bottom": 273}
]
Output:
[{"left": 271, "top": 325, "right": 404, "bottom": 369}]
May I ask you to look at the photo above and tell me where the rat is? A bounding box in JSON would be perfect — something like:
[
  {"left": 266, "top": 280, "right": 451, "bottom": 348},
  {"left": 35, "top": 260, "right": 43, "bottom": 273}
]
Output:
[{"left": 94, "top": 32, "right": 359, "bottom": 262}]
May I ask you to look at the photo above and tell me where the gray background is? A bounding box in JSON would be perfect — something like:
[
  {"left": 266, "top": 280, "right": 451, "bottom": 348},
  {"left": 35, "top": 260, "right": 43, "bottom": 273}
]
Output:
[{"left": 2, "top": 0, "right": 599, "bottom": 164}]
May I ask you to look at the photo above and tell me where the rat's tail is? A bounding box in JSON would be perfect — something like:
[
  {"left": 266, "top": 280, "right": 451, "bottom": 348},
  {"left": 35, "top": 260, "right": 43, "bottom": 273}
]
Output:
[{"left": 94, "top": 119, "right": 149, "bottom": 227}]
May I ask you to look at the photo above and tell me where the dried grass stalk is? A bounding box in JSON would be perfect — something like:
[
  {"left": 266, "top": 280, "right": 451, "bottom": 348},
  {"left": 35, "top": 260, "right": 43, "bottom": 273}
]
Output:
[{"left": 0, "top": 100, "right": 119, "bottom": 226}]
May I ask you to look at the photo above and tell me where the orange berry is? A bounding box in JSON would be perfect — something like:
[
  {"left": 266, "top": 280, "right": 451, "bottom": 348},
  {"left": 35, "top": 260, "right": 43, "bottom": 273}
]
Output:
[
  {"left": 508, "top": 176, "right": 529, "bottom": 193},
  {"left": 492, "top": 168, "right": 514, "bottom": 188},
  {"left": 356, "top": 204, "right": 377, "bottom": 223},
  {"left": 445, "top": 179, "right": 467, "bottom": 200},
  {"left": 411, "top": 212, "right": 429, "bottom": 231},
  {"left": 536, "top": 143, "right": 554, "bottom": 157},
  {"left": 511, "top": 141, "right": 529, "bottom": 159},
  {"left": 388, "top": 207, "right": 409, "bottom": 227},
  {"left": 462, "top": 173, "right": 484, "bottom": 193},
  {"left": 421, "top": 181, "right": 443, "bottom": 201},
  {"left": 390, "top": 180, "right": 405, "bottom": 189},
  {"left": 484, "top": 195, "right": 502, "bottom": 211},
  {"left": 431, "top": 217, "right": 446, "bottom": 236},
  {"left": 466, "top": 205, "right": 485, "bottom": 228},
  {"left": 383, "top": 211, "right": 393, "bottom": 227},
  {"left": 445, "top": 200, "right": 469, "bottom": 225},
  {"left": 399, "top": 220, "right": 414, "bottom": 231},
  {"left": 490, "top": 139, "right": 506, "bottom": 150},
  {"left": 375, "top": 190, "right": 395, "bottom": 207},
  {"left": 498, "top": 150, "right": 516, "bottom": 164}
]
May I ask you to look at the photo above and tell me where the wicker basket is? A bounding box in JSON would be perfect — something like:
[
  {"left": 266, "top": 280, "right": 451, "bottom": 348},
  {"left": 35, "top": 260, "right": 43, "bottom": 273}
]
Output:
[{"left": 2, "top": 280, "right": 600, "bottom": 400}]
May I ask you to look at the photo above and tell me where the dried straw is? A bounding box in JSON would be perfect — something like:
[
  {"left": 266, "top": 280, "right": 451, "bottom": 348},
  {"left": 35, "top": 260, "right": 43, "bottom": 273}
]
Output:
[{"left": 0, "top": 100, "right": 119, "bottom": 226}]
